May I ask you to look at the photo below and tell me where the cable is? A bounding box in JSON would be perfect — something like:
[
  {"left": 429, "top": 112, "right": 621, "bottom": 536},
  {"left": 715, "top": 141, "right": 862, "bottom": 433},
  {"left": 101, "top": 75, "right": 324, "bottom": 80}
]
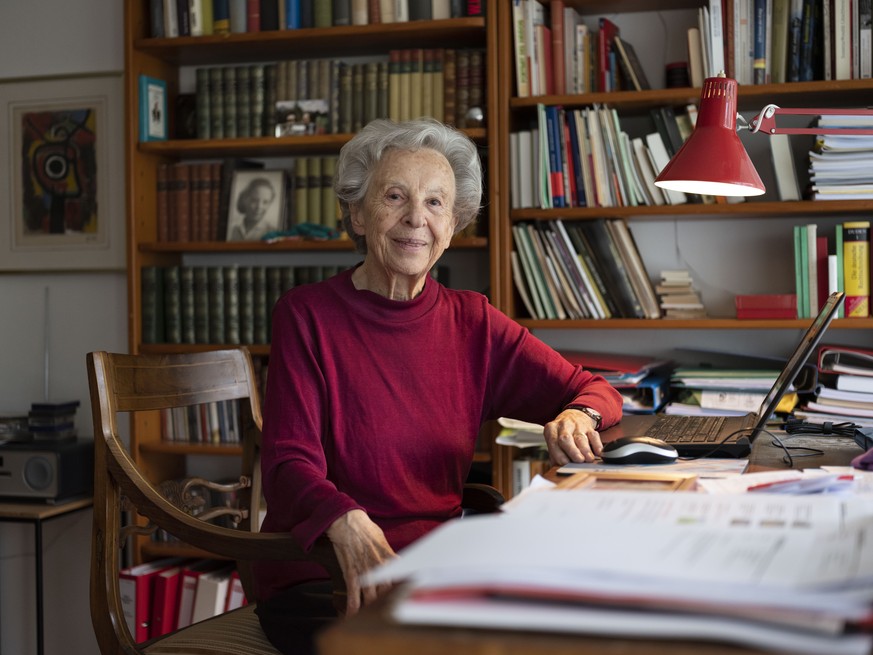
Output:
[
  {"left": 783, "top": 417, "right": 860, "bottom": 437},
  {"left": 678, "top": 426, "right": 825, "bottom": 467}
]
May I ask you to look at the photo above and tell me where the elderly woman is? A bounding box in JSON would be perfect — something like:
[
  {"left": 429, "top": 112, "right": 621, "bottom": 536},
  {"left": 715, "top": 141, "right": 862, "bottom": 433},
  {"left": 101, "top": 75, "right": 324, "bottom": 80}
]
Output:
[{"left": 254, "top": 118, "right": 623, "bottom": 653}]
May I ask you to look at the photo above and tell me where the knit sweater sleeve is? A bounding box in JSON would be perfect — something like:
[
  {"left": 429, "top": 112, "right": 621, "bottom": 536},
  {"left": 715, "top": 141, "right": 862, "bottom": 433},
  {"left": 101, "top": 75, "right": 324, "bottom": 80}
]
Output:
[{"left": 259, "top": 292, "right": 364, "bottom": 552}]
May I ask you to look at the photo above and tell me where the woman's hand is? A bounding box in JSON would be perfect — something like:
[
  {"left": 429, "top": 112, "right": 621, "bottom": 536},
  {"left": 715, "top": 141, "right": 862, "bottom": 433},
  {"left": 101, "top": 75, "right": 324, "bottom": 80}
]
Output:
[
  {"left": 325, "top": 509, "right": 396, "bottom": 617},
  {"left": 543, "top": 408, "right": 603, "bottom": 466}
]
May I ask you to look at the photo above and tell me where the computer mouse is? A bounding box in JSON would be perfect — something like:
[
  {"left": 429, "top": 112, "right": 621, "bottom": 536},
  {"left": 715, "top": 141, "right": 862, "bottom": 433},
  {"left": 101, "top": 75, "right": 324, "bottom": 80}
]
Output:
[{"left": 599, "top": 436, "right": 679, "bottom": 465}]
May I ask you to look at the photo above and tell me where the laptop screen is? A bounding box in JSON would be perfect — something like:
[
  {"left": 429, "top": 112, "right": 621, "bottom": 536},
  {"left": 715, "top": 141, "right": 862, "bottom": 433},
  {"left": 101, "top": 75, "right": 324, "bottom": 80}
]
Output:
[{"left": 751, "top": 291, "right": 845, "bottom": 434}]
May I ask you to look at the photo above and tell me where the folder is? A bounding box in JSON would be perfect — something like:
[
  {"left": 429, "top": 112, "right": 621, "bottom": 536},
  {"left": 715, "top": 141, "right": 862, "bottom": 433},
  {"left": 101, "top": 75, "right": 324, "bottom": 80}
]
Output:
[{"left": 118, "top": 556, "right": 186, "bottom": 642}]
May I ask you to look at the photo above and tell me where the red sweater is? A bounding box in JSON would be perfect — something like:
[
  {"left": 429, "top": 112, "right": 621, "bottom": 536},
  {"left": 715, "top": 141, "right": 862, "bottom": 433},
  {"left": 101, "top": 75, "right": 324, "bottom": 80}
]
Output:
[{"left": 253, "top": 268, "right": 622, "bottom": 600}]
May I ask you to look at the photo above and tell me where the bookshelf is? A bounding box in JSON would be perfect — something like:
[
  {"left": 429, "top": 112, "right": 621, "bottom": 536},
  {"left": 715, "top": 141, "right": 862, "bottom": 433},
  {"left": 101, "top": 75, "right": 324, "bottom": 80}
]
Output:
[
  {"left": 124, "top": 0, "right": 500, "bottom": 562},
  {"left": 494, "top": 1, "right": 873, "bottom": 330},
  {"left": 492, "top": 1, "right": 873, "bottom": 496}
]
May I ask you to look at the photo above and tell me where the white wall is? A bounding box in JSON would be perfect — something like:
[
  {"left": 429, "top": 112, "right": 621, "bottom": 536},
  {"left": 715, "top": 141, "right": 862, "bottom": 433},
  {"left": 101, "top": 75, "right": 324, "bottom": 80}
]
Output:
[{"left": 0, "top": 1, "right": 125, "bottom": 655}]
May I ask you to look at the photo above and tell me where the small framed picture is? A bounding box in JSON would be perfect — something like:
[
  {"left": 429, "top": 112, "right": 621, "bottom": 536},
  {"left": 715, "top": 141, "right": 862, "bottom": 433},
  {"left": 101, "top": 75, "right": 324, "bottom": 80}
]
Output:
[
  {"left": 274, "top": 99, "right": 329, "bottom": 136},
  {"left": 226, "top": 169, "right": 286, "bottom": 241},
  {"left": 138, "top": 75, "right": 167, "bottom": 141},
  {"left": 556, "top": 470, "right": 698, "bottom": 492}
]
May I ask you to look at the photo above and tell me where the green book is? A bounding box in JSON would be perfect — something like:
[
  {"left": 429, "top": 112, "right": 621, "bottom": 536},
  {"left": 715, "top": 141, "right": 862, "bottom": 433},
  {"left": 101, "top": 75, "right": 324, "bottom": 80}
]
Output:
[
  {"left": 307, "top": 157, "right": 322, "bottom": 225},
  {"left": 207, "top": 266, "right": 225, "bottom": 344},
  {"left": 235, "top": 64, "right": 251, "bottom": 138},
  {"left": 793, "top": 225, "right": 804, "bottom": 320},
  {"left": 141, "top": 266, "right": 165, "bottom": 344},
  {"left": 253, "top": 266, "right": 269, "bottom": 344},
  {"left": 294, "top": 157, "right": 309, "bottom": 224},
  {"left": 321, "top": 156, "right": 338, "bottom": 230},
  {"left": 222, "top": 66, "right": 238, "bottom": 139},
  {"left": 223, "top": 265, "right": 240, "bottom": 345},
  {"left": 179, "top": 265, "right": 196, "bottom": 344},
  {"left": 208, "top": 67, "right": 224, "bottom": 139},
  {"left": 195, "top": 68, "right": 211, "bottom": 139},
  {"left": 193, "top": 266, "right": 210, "bottom": 343},
  {"left": 238, "top": 266, "right": 254, "bottom": 345},
  {"left": 798, "top": 225, "right": 810, "bottom": 319},
  {"left": 162, "top": 266, "right": 181, "bottom": 344}
]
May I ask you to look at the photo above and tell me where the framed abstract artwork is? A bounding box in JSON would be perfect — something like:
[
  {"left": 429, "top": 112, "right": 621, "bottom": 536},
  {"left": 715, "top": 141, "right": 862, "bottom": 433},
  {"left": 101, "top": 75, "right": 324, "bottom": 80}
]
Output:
[{"left": 0, "top": 73, "right": 124, "bottom": 270}]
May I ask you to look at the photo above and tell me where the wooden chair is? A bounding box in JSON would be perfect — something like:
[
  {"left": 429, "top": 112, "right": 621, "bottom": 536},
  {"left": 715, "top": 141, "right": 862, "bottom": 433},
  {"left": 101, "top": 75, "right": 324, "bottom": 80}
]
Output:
[{"left": 87, "top": 347, "right": 503, "bottom": 655}]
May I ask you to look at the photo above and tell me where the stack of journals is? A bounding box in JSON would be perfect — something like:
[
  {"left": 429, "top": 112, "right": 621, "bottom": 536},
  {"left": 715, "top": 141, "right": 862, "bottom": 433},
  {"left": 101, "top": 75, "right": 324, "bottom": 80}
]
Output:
[
  {"left": 365, "top": 492, "right": 873, "bottom": 655},
  {"left": 809, "top": 115, "right": 873, "bottom": 201},
  {"left": 655, "top": 269, "right": 707, "bottom": 319},
  {"left": 795, "top": 345, "right": 873, "bottom": 428},
  {"left": 560, "top": 351, "right": 672, "bottom": 414},
  {"left": 665, "top": 368, "right": 797, "bottom": 416}
]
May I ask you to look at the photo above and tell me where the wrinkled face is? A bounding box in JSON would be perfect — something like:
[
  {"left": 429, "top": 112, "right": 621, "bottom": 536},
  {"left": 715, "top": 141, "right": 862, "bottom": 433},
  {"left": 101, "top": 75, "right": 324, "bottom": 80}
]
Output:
[{"left": 351, "top": 148, "right": 457, "bottom": 291}]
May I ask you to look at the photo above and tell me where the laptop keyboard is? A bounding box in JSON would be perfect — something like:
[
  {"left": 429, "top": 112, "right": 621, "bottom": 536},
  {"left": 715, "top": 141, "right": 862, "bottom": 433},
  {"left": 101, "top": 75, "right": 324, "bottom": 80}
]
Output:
[{"left": 647, "top": 416, "right": 728, "bottom": 443}]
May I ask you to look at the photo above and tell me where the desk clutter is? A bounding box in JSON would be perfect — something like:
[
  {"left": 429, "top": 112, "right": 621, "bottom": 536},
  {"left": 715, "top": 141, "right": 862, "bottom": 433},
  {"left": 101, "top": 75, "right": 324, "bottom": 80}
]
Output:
[{"left": 366, "top": 483, "right": 873, "bottom": 655}]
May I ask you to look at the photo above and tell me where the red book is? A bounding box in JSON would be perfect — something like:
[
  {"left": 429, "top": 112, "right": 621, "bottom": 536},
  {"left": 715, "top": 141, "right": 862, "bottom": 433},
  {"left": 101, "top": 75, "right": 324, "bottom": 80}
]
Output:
[
  {"left": 149, "top": 564, "right": 186, "bottom": 639},
  {"left": 816, "top": 235, "right": 829, "bottom": 313},
  {"left": 598, "top": 17, "right": 620, "bottom": 92},
  {"left": 735, "top": 294, "right": 798, "bottom": 319},
  {"left": 246, "top": 0, "right": 260, "bottom": 31},
  {"left": 119, "top": 557, "right": 185, "bottom": 643}
]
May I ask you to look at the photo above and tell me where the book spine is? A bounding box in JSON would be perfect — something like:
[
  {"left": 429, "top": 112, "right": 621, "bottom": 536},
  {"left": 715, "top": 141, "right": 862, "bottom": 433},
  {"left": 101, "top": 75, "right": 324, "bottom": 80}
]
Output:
[
  {"left": 150, "top": 0, "right": 166, "bottom": 37},
  {"left": 843, "top": 221, "right": 870, "bottom": 317},
  {"left": 314, "top": 0, "right": 332, "bottom": 26},
  {"left": 223, "top": 66, "right": 238, "bottom": 138},
  {"left": 163, "top": 266, "right": 182, "bottom": 344},
  {"left": 246, "top": 0, "right": 261, "bottom": 31},
  {"left": 236, "top": 64, "right": 252, "bottom": 138},
  {"left": 179, "top": 265, "right": 196, "bottom": 343},
  {"left": 214, "top": 0, "right": 231, "bottom": 33},
  {"left": 351, "top": 0, "right": 368, "bottom": 24},
  {"left": 333, "top": 0, "right": 351, "bottom": 25},
  {"left": 170, "top": 163, "right": 192, "bottom": 242},
  {"left": 307, "top": 157, "right": 322, "bottom": 224},
  {"left": 238, "top": 265, "right": 255, "bottom": 344},
  {"left": 156, "top": 163, "right": 171, "bottom": 242},
  {"left": 141, "top": 266, "right": 165, "bottom": 344},
  {"left": 193, "top": 266, "right": 210, "bottom": 343},
  {"left": 253, "top": 266, "right": 269, "bottom": 344},
  {"left": 208, "top": 266, "right": 226, "bottom": 343}
]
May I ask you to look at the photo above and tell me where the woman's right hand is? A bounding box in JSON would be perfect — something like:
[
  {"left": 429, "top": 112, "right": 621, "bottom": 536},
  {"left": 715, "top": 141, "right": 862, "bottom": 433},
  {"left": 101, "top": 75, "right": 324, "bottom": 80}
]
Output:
[{"left": 325, "top": 509, "right": 396, "bottom": 616}]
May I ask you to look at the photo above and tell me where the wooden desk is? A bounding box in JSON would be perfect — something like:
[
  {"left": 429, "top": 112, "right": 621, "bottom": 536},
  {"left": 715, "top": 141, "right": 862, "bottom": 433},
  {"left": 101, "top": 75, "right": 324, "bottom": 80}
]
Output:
[
  {"left": 318, "top": 435, "right": 865, "bottom": 655},
  {"left": 0, "top": 497, "right": 93, "bottom": 655}
]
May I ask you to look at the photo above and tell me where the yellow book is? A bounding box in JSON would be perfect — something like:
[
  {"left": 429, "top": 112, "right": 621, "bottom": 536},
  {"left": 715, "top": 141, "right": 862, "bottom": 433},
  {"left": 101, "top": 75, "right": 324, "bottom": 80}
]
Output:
[{"left": 843, "top": 221, "right": 870, "bottom": 317}]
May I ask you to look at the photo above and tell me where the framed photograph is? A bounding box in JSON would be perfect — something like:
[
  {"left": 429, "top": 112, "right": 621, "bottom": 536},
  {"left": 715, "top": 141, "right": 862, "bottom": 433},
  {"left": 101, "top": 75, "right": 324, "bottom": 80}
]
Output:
[
  {"left": 225, "top": 169, "right": 287, "bottom": 241},
  {"left": 0, "top": 73, "right": 124, "bottom": 271},
  {"left": 556, "top": 470, "right": 698, "bottom": 492},
  {"left": 139, "top": 75, "right": 168, "bottom": 141},
  {"left": 274, "top": 99, "right": 329, "bottom": 136}
]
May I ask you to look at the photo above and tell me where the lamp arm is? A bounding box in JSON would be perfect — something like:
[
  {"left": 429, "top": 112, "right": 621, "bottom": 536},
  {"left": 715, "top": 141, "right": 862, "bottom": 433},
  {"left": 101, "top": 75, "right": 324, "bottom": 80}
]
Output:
[{"left": 748, "top": 104, "right": 873, "bottom": 135}]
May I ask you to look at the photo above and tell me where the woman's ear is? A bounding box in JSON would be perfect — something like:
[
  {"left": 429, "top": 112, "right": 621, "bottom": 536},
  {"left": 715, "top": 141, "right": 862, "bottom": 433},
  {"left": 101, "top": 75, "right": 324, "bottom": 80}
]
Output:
[{"left": 349, "top": 203, "right": 367, "bottom": 235}]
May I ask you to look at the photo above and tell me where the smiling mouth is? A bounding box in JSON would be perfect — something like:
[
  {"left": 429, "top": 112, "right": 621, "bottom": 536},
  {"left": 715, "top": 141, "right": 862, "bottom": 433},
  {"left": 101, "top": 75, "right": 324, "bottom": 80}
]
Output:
[{"left": 394, "top": 238, "right": 429, "bottom": 248}]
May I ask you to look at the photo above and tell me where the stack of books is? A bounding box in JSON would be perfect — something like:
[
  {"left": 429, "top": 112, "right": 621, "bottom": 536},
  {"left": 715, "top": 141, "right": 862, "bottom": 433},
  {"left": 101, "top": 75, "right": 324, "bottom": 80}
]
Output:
[
  {"left": 28, "top": 400, "right": 79, "bottom": 441},
  {"left": 656, "top": 269, "right": 707, "bottom": 319},
  {"left": 795, "top": 345, "right": 873, "bottom": 428}
]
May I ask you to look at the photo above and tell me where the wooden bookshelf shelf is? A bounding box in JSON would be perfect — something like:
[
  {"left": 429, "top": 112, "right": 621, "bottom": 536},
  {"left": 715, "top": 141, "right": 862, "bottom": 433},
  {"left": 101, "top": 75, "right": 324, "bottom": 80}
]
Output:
[{"left": 520, "top": 318, "right": 873, "bottom": 330}]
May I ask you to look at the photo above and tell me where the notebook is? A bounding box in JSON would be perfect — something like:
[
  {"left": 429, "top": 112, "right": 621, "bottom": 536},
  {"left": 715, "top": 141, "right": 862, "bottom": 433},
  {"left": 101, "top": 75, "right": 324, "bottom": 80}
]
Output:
[{"left": 605, "top": 291, "right": 845, "bottom": 458}]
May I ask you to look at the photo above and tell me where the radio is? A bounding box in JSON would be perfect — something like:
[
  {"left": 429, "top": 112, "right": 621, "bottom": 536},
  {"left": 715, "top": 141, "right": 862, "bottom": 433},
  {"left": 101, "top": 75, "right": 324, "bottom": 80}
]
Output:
[{"left": 0, "top": 438, "right": 94, "bottom": 503}]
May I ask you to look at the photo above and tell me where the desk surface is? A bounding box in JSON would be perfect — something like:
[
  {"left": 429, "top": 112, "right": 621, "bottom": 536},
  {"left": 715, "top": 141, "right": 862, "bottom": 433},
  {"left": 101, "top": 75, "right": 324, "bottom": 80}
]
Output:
[
  {"left": 318, "top": 433, "right": 865, "bottom": 655},
  {"left": 0, "top": 496, "right": 92, "bottom": 520}
]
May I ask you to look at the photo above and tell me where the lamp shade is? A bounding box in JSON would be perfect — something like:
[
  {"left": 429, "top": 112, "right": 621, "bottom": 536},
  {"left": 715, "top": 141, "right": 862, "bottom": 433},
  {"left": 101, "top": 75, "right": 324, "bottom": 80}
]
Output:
[{"left": 654, "top": 76, "right": 765, "bottom": 196}]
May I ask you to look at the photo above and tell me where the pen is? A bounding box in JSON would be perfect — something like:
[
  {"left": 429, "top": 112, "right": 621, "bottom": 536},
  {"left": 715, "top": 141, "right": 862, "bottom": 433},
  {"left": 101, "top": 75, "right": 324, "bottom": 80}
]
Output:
[{"left": 747, "top": 474, "right": 854, "bottom": 494}]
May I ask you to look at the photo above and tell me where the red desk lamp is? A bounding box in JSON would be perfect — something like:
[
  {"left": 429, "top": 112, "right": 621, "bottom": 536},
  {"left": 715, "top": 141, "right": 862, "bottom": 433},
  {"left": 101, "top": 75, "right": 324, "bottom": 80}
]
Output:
[{"left": 654, "top": 73, "right": 873, "bottom": 197}]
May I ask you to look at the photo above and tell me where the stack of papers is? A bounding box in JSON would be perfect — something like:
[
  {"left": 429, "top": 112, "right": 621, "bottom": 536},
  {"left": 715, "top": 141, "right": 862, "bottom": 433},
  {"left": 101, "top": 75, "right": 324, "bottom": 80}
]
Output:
[
  {"left": 367, "top": 492, "right": 873, "bottom": 655},
  {"left": 809, "top": 116, "right": 873, "bottom": 200}
]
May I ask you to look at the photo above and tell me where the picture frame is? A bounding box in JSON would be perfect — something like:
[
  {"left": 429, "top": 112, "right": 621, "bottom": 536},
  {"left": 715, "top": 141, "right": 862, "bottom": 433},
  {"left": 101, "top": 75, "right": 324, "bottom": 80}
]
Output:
[
  {"left": 225, "top": 169, "right": 287, "bottom": 242},
  {"left": 0, "top": 73, "right": 125, "bottom": 271},
  {"left": 556, "top": 470, "right": 698, "bottom": 492},
  {"left": 274, "top": 99, "right": 329, "bottom": 136},
  {"left": 138, "top": 74, "right": 168, "bottom": 141}
]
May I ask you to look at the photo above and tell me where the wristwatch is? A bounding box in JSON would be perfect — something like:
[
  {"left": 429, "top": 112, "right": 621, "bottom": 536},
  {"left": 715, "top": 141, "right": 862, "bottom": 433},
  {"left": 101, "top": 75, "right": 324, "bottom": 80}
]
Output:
[{"left": 574, "top": 406, "right": 602, "bottom": 430}]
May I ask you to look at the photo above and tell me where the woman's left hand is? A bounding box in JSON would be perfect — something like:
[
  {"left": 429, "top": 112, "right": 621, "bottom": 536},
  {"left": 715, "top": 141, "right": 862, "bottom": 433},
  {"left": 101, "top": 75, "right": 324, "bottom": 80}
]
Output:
[{"left": 543, "top": 408, "right": 602, "bottom": 466}]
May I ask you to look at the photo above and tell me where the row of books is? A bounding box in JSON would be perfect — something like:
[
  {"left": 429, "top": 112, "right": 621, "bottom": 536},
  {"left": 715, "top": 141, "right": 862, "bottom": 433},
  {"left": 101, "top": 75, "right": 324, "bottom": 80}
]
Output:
[
  {"left": 511, "top": 2, "right": 656, "bottom": 97},
  {"left": 160, "top": 400, "right": 242, "bottom": 444},
  {"left": 793, "top": 221, "right": 870, "bottom": 320},
  {"left": 141, "top": 264, "right": 346, "bottom": 345},
  {"left": 510, "top": 218, "right": 660, "bottom": 321},
  {"left": 149, "top": 0, "right": 483, "bottom": 38},
  {"left": 797, "top": 344, "right": 873, "bottom": 427},
  {"left": 509, "top": 103, "right": 700, "bottom": 211},
  {"left": 156, "top": 157, "right": 342, "bottom": 243},
  {"left": 120, "top": 557, "right": 247, "bottom": 643},
  {"left": 188, "top": 48, "right": 484, "bottom": 141},
  {"left": 730, "top": 0, "right": 871, "bottom": 84}
]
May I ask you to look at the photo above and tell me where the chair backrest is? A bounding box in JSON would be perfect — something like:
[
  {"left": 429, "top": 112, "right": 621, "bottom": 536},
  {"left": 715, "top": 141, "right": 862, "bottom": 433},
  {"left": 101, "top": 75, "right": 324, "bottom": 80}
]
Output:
[{"left": 87, "top": 348, "right": 345, "bottom": 655}]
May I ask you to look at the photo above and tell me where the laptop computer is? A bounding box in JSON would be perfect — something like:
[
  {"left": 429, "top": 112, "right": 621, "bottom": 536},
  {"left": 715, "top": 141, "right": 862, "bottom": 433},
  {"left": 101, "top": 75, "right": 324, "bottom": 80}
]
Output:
[{"left": 603, "top": 291, "right": 845, "bottom": 458}]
